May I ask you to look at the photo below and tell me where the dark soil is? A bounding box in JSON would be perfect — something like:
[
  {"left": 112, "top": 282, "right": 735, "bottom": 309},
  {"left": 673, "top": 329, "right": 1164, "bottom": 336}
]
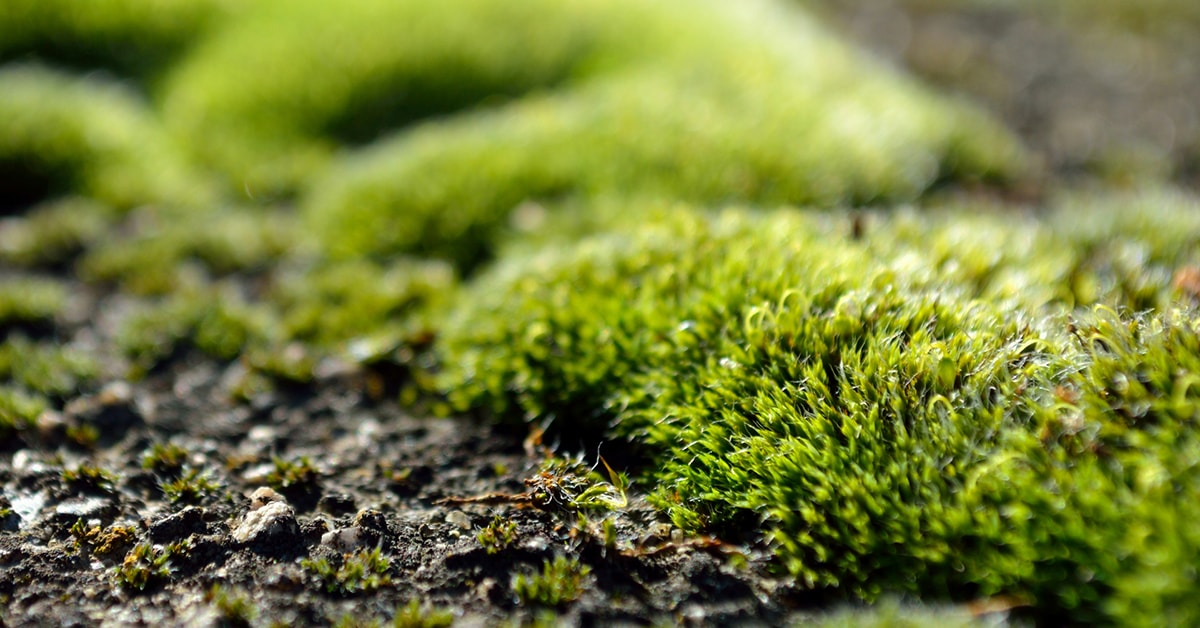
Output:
[{"left": 1, "top": 345, "right": 810, "bottom": 626}]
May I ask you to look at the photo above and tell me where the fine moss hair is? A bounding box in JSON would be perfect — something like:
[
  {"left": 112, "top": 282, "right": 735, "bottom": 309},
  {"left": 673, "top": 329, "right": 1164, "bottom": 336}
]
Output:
[{"left": 436, "top": 192, "right": 1200, "bottom": 623}]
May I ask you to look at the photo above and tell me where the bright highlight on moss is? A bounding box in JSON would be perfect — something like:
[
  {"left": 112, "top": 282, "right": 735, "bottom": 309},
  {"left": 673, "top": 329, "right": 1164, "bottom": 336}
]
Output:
[{"left": 436, "top": 193, "right": 1200, "bottom": 623}]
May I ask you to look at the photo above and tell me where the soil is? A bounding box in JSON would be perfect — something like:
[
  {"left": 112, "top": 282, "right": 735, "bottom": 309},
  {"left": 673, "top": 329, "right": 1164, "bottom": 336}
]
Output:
[
  {"left": 1, "top": 343, "right": 800, "bottom": 627},
  {"left": 3, "top": 2, "right": 1199, "bottom": 627}
]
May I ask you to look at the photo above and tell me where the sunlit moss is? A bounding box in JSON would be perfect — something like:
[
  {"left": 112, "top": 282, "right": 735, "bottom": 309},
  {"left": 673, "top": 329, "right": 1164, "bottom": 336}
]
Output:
[
  {"left": 0, "top": 65, "right": 215, "bottom": 212},
  {"left": 155, "top": 0, "right": 1021, "bottom": 265},
  {"left": 436, "top": 195, "right": 1200, "bottom": 623},
  {"left": 0, "top": 0, "right": 234, "bottom": 79}
]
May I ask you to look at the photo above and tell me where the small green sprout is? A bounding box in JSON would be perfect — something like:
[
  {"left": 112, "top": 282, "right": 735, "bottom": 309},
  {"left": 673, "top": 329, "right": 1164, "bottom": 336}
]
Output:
[
  {"left": 512, "top": 556, "right": 591, "bottom": 608},
  {"left": 477, "top": 516, "right": 518, "bottom": 555},
  {"left": 206, "top": 584, "right": 257, "bottom": 627},
  {"left": 0, "top": 386, "right": 45, "bottom": 440},
  {"left": 302, "top": 547, "right": 392, "bottom": 596},
  {"left": 141, "top": 442, "right": 189, "bottom": 474},
  {"left": 391, "top": 599, "right": 454, "bottom": 628},
  {"left": 114, "top": 542, "right": 177, "bottom": 591},
  {"left": 525, "top": 455, "right": 628, "bottom": 512},
  {"left": 160, "top": 468, "right": 221, "bottom": 504},
  {"left": 65, "top": 423, "right": 99, "bottom": 449},
  {"left": 267, "top": 455, "right": 320, "bottom": 490},
  {"left": 61, "top": 463, "right": 117, "bottom": 494}
]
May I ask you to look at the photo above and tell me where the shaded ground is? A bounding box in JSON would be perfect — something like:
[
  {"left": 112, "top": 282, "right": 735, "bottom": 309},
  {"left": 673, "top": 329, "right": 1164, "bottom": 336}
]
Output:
[{"left": 3, "top": 2, "right": 1199, "bottom": 627}]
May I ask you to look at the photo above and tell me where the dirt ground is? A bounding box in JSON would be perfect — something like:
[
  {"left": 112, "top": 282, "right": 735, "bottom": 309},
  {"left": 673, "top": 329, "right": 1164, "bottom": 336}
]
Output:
[{"left": 3, "top": 2, "right": 1198, "bottom": 627}]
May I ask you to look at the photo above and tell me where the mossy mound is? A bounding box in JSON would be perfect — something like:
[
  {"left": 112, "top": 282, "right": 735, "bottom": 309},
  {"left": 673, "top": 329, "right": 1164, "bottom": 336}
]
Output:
[
  {"left": 0, "top": 65, "right": 215, "bottom": 213},
  {"left": 435, "top": 193, "right": 1200, "bottom": 623},
  {"left": 0, "top": 0, "right": 232, "bottom": 79},
  {"left": 153, "top": 0, "right": 1022, "bottom": 266}
]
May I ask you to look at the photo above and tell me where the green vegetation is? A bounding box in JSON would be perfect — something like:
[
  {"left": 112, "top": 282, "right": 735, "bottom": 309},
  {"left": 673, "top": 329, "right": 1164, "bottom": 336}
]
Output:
[
  {"left": 0, "top": 0, "right": 233, "bottom": 79},
  {"left": 61, "top": 463, "right": 117, "bottom": 495},
  {"left": 477, "top": 516, "right": 518, "bottom": 555},
  {"left": 0, "top": 65, "right": 213, "bottom": 212},
  {"left": 302, "top": 547, "right": 392, "bottom": 596},
  {"left": 206, "top": 583, "right": 257, "bottom": 627},
  {"left": 1, "top": 0, "right": 1197, "bottom": 624},
  {"left": 437, "top": 196, "right": 1200, "bottom": 622},
  {"left": 160, "top": 468, "right": 221, "bottom": 504},
  {"left": 391, "top": 599, "right": 454, "bottom": 628},
  {"left": 141, "top": 442, "right": 189, "bottom": 474},
  {"left": 114, "top": 541, "right": 182, "bottom": 592},
  {"left": 0, "top": 276, "right": 66, "bottom": 330},
  {"left": 512, "top": 556, "right": 591, "bottom": 608},
  {"left": 266, "top": 456, "right": 320, "bottom": 492},
  {"left": 0, "top": 386, "right": 46, "bottom": 441}
]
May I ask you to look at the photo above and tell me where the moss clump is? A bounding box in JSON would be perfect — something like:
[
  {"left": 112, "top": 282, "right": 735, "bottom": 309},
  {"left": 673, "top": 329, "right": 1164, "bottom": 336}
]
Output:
[
  {"left": 0, "top": 386, "right": 46, "bottom": 442},
  {"left": 512, "top": 556, "right": 591, "bottom": 608},
  {"left": 0, "top": 276, "right": 66, "bottom": 332},
  {"left": 0, "top": 336, "right": 98, "bottom": 398},
  {"left": 0, "top": 0, "right": 233, "bottom": 79},
  {"left": 115, "top": 286, "right": 274, "bottom": 377},
  {"left": 153, "top": 0, "right": 1020, "bottom": 265},
  {"left": 80, "top": 207, "right": 296, "bottom": 295},
  {"left": 436, "top": 197, "right": 1200, "bottom": 623},
  {"left": 269, "top": 258, "right": 456, "bottom": 349},
  {"left": 302, "top": 547, "right": 392, "bottom": 596},
  {"left": 0, "top": 197, "right": 115, "bottom": 269},
  {"left": 0, "top": 65, "right": 215, "bottom": 213}
]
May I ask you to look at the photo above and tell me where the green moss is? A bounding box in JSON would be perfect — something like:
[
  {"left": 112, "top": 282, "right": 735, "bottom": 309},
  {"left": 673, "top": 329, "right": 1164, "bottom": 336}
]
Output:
[
  {"left": 436, "top": 197, "right": 1200, "bottom": 623},
  {"left": 0, "top": 0, "right": 233, "bottom": 79},
  {"left": 0, "top": 65, "right": 215, "bottom": 212},
  {"left": 154, "top": 0, "right": 1020, "bottom": 264},
  {"left": 160, "top": 468, "right": 221, "bottom": 504},
  {"left": 0, "top": 336, "right": 99, "bottom": 398},
  {"left": 269, "top": 258, "right": 456, "bottom": 349},
  {"left": 0, "top": 386, "right": 46, "bottom": 441},
  {"left": 0, "top": 197, "right": 115, "bottom": 269},
  {"left": 391, "top": 600, "right": 454, "bottom": 628},
  {"left": 80, "top": 208, "right": 296, "bottom": 294},
  {"left": 512, "top": 556, "right": 591, "bottom": 608},
  {"left": 0, "top": 276, "right": 66, "bottom": 332},
  {"left": 478, "top": 516, "right": 518, "bottom": 555},
  {"left": 302, "top": 547, "right": 392, "bottom": 596},
  {"left": 114, "top": 541, "right": 176, "bottom": 592},
  {"left": 116, "top": 286, "right": 275, "bottom": 377}
]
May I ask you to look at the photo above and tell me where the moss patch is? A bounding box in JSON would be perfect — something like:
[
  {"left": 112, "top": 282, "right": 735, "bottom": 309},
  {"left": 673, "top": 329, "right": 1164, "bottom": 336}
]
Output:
[{"left": 435, "top": 193, "right": 1200, "bottom": 622}]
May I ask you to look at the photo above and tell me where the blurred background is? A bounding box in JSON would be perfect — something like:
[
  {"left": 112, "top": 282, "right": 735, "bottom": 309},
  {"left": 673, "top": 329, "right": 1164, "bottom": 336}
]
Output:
[{"left": 813, "top": 0, "right": 1200, "bottom": 189}]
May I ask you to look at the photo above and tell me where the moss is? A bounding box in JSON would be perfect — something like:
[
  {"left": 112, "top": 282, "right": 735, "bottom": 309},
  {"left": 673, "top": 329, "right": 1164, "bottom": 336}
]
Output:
[
  {"left": 269, "top": 258, "right": 456, "bottom": 349},
  {"left": 512, "top": 556, "right": 590, "bottom": 608},
  {"left": 0, "top": 336, "right": 99, "bottom": 398},
  {"left": 478, "top": 516, "right": 518, "bottom": 555},
  {"left": 115, "top": 286, "right": 275, "bottom": 377},
  {"left": 0, "top": 197, "right": 115, "bottom": 269},
  {"left": 114, "top": 541, "right": 177, "bottom": 592},
  {"left": 0, "top": 276, "right": 67, "bottom": 332},
  {"left": 302, "top": 547, "right": 392, "bottom": 596},
  {"left": 0, "top": 386, "right": 46, "bottom": 442},
  {"left": 391, "top": 600, "right": 454, "bottom": 628},
  {"left": 154, "top": 0, "right": 1020, "bottom": 264},
  {"left": 0, "top": 0, "right": 233, "bottom": 79},
  {"left": 160, "top": 468, "right": 221, "bottom": 504},
  {"left": 79, "top": 207, "right": 296, "bottom": 295},
  {"left": 0, "top": 64, "right": 215, "bottom": 212},
  {"left": 435, "top": 197, "right": 1200, "bottom": 623}
]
